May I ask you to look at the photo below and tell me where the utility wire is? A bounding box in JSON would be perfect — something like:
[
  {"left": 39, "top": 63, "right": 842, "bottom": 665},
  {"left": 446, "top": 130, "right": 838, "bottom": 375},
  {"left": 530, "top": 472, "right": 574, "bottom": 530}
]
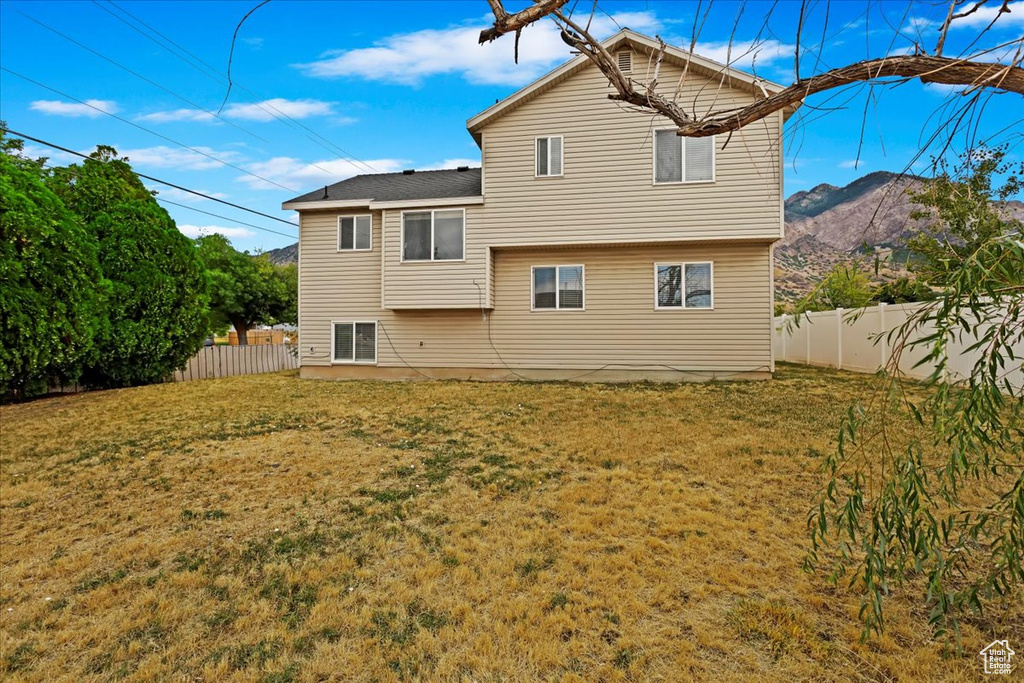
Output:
[
  {"left": 95, "top": 0, "right": 380, "bottom": 174},
  {"left": 3, "top": 2, "right": 268, "bottom": 144},
  {"left": 8, "top": 128, "right": 298, "bottom": 229},
  {"left": 1, "top": 68, "right": 300, "bottom": 193},
  {"left": 155, "top": 197, "right": 297, "bottom": 240}
]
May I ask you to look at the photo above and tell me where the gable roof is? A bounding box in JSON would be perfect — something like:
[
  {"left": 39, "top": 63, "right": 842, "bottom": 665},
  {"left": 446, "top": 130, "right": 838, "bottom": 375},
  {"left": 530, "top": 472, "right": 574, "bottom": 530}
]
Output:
[
  {"left": 467, "top": 29, "right": 794, "bottom": 138},
  {"left": 282, "top": 168, "right": 482, "bottom": 210}
]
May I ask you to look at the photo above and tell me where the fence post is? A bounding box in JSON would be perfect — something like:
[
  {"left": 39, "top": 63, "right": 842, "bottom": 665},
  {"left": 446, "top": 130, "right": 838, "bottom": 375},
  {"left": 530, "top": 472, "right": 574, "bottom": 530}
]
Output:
[
  {"left": 806, "top": 314, "right": 812, "bottom": 364},
  {"left": 836, "top": 308, "right": 844, "bottom": 370},
  {"left": 780, "top": 315, "right": 787, "bottom": 362},
  {"left": 878, "top": 303, "right": 887, "bottom": 370}
]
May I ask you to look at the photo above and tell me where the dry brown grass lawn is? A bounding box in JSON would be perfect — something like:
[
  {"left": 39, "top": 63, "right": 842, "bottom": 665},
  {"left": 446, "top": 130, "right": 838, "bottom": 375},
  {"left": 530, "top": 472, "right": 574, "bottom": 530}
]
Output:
[{"left": 0, "top": 365, "right": 1018, "bottom": 681}]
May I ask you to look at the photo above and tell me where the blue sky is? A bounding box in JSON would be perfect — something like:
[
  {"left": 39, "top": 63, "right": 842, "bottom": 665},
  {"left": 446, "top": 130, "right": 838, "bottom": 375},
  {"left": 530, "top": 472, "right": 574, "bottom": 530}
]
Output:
[{"left": 2, "top": 0, "right": 1021, "bottom": 252}]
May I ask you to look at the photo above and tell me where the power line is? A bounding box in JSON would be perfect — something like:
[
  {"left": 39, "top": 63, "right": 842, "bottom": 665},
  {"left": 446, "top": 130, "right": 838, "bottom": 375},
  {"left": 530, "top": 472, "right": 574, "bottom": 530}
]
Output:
[
  {"left": 96, "top": 0, "right": 380, "bottom": 174},
  {"left": 1, "top": 67, "right": 300, "bottom": 193},
  {"left": 155, "top": 197, "right": 297, "bottom": 240},
  {"left": 8, "top": 128, "right": 298, "bottom": 229},
  {"left": 3, "top": 2, "right": 268, "bottom": 144}
]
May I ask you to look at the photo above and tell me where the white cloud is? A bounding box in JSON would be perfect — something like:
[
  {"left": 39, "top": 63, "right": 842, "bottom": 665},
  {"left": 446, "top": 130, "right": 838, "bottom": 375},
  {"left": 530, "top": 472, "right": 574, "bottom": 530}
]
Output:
[
  {"left": 223, "top": 98, "right": 335, "bottom": 121},
  {"left": 117, "top": 145, "right": 243, "bottom": 171},
  {"left": 238, "top": 156, "right": 409, "bottom": 190},
  {"left": 691, "top": 39, "right": 796, "bottom": 73},
  {"left": 178, "top": 224, "right": 255, "bottom": 239},
  {"left": 136, "top": 98, "right": 335, "bottom": 124},
  {"left": 838, "top": 159, "right": 862, "bottom": 169},
  {"left": 296, "top": 11, "right": 662, "bottom": 87},
  {"left": 30, "top": 99, "right": 118, "bottom": 118},
  {"left": 18, "top": 144, "right": 78, "bottom": 164},
  {"left": 951, "top": 1, "right": 1024, "bottom": 29},
  {"left": 137, "top": 108, "right": 216, "bottom": 123},
  {"left": 150, "top": 186, "right": 228, "bottom": 202},
  {"left": 419, "top": 158, "right": 481, "bottom": 170}
]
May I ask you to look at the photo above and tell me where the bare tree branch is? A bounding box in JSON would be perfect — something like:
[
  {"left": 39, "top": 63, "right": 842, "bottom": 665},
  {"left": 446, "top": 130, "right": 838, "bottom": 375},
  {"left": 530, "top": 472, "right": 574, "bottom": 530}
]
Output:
[
  {"left": 479, "top": 0, "right": 571, "bottom": 44},
  {"left": 479, "top": 0, "right": 1024, "bottom": 138}
]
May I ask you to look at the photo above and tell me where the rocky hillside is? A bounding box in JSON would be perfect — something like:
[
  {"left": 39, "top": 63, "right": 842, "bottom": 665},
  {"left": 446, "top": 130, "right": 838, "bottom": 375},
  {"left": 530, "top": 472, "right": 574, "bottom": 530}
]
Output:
[
  {"left": 263, "top": 242, "right": 297, "bottom": 266},
  {"left": 776, "top": 171, "right": 1024, "bottom": 303}
]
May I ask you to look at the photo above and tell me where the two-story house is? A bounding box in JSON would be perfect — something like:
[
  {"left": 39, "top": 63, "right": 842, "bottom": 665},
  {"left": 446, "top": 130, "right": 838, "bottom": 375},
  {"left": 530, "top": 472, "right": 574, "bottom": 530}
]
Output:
[{"left": 283, "top": 29, "right": 794, "bottom": 381}]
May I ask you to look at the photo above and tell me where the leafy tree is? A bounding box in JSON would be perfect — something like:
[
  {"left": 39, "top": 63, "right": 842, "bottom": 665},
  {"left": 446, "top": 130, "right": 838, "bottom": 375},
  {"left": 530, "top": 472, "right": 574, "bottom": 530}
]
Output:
[
  {"left": 47, "top": 147, "right": 208, "bottom": 387},
  {"left": 796, "top": 264, "right": 874, "bottom": 313},
  {"left": 0, "top": 130, "right": 106, "bottom": 398},
  {"left": 906, "top": 146, "right": 1023, "bottom": 286},
  {"left": 807, "top": 151, "right": 1024, "bottom": 646},
  {"left": 870, "top": 276, "right": 936, "bottom": 305},
  {"left": 196, "top": 234, "right": 293, "bottom": 345}
]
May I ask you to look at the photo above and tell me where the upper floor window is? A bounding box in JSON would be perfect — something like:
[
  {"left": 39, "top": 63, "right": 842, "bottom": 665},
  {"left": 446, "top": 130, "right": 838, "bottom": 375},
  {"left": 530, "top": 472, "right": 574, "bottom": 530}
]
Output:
[
  {"left": 338, "top": 215, "right": 372, "bottom": 251},
  {"left": 655, "top": 262, "right": 713, "bottom": 309},
  {"left": 536, "top": 136, "right": 563, "bottom": 177},
  {"left": 654, "top": 130, "right": 715, "bottom": 184},
  {"left": 402, "top": 209, "right": 464, "bottom": 261},
  {"left": 533, "top": 265, "right": 584, "bottom": 310}
]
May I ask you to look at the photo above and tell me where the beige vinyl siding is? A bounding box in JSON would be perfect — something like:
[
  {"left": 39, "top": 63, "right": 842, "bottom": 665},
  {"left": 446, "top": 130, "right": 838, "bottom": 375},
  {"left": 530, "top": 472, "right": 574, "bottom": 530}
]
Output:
[
  {"left": 299, "top": 210, "right": 772, "bottom": 373},
  {"left": 382, "top": 205, "right": 487, "bottom": 309},
  {"left": 478, "top": 59, "right": 782, "bottom": 245},
  {"left": 375, "top": 59, "right": 781, "bottom": 310}
]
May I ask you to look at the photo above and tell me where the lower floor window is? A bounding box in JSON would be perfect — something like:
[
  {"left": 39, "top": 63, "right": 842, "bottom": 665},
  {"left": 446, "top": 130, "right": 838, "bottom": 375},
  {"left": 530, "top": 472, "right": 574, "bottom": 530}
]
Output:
[
  {"left": 655, "top": 262, "right": 713, "bottom": 309},
  {"left": 333, "top": 321, "right": 377, "bottom": 363},
  {"left": 533, "top": 265, "right": 585, "bottom": 310}
]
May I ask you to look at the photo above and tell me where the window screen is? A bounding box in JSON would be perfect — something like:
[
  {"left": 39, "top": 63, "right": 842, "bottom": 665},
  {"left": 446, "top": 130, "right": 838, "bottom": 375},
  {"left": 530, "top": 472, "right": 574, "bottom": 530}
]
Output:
[
  {"left": 655, "top": 130, "right": 683, "bottom": 183},
  {"left": 558, "top": 265, "right": 584, "bottom": 309},
  {"left": 333, "top": 323, "right": 354, "bottom": 361},
  {"left": 684, "top": 263, "right": 713, "bottom": 308},
  {"left": 354, "top": 323, "right": 376, "bottom": 362},
  {"left": 433, "top": 210, "right": 464, "bottom": 260}
]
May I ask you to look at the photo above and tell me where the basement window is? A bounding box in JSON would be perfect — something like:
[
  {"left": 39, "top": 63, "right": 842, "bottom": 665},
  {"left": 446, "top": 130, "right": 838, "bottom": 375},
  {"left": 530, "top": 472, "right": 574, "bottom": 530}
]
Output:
[{"left": 332, "top": 321, "right": 377, "bottom": 363}]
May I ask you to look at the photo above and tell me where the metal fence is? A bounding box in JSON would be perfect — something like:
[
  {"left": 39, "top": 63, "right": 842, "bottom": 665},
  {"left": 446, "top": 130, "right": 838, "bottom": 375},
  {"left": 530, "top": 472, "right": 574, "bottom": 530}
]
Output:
[
  {"left": 773, "top": 302, "right": 1024, "bottom": 391},
  {"left": 172, "top": 343, "right": 299, "bottom": 382}
]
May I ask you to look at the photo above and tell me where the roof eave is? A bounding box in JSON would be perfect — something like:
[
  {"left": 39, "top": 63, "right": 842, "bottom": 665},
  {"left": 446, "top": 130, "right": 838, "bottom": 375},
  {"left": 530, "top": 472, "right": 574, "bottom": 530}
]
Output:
[
  {"left": 466, "top": 29, "right": 787, "bottom": 134},
  {"left": 282, "top": 196, "right": 485, "bottom": 212}
]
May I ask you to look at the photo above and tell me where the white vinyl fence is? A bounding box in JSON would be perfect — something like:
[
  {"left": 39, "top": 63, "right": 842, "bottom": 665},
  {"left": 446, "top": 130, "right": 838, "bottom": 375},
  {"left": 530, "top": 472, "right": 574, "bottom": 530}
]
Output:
[
  {"left": 172, "top": 343, "right": 299, "bottom": 382},
  {"left": 773, "top": 302, "right": 1024, "bottom": 391}
]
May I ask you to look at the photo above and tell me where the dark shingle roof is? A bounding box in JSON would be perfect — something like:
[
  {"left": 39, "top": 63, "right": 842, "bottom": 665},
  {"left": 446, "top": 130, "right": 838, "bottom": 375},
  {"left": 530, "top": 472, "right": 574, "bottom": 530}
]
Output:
[{"left": 284, "top": 168, "right": 482, "bottom": 205}]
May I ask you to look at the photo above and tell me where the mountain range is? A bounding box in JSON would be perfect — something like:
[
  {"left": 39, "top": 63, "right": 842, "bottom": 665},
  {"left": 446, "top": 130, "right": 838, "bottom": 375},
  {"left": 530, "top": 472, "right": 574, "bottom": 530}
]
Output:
[{"left": 265, "top": 171, "right": 1024, "bottom": 302}]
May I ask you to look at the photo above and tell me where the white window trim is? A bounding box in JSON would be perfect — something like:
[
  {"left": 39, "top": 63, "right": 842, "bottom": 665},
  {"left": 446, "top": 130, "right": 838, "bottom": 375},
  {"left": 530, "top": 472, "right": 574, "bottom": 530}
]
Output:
[
  {"left": 653, "top": 261, "right": 715, "bottom": 311},
  {"left": 399, "top": 208, "right": 467, "bottom": 263},
  {"left": 652, "top": 128, "right": 717, "bottom": 186},
  {"left": 330, "top": 320, "right": 378, "bottom": 365},
  {"left": 531, "top": 264, "right": 586, "bottom": 312},
  {"left": 534, "top": 135, "right": 564, "bottom": 178},
  {"left": 337, "top": 214, "right": 373, "bottom": 252}
]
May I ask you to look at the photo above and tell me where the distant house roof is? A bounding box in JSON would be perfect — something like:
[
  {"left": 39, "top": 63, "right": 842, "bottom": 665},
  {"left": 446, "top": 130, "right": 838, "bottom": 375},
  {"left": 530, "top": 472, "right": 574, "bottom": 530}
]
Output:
[{"left": 282, "top": 168, "right": 482, "bottom": 210}]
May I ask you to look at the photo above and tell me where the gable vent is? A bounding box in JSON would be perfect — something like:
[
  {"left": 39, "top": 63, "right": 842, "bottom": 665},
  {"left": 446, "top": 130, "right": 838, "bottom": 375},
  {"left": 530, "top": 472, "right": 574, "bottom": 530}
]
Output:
[{"left": 617, "top": 50, "right": 632, "bottom": 72}]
